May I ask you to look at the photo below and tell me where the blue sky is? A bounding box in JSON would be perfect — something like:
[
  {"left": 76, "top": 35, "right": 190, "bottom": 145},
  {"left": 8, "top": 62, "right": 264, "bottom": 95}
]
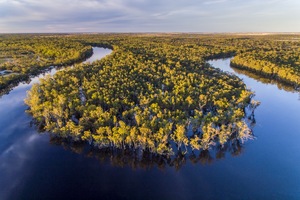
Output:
[{"left": 0, "top": 0, "right": 299, "bottom": 33}]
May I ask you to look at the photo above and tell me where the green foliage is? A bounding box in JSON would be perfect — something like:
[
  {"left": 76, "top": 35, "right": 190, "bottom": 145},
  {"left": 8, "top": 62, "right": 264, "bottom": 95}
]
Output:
[
  {"left": 0, "top": 34, "right": 92, "bottom": 93},
  {"left": 25, "top": 33, "right": 260, "bottom": 155},
  {"left": 230, "top": 36, "right": 300, "bottom": 88}
]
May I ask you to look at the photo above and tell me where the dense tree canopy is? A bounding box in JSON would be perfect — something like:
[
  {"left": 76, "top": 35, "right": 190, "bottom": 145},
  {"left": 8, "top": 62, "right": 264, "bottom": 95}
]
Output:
[
  {"left": 1, "top": 33, "right": 298, "bottom": 156},
  {"left": 0, "top": 34, "right": 92, "bottom": 94},
  {"left": 25, "top": 34, "right": 260, "bottom": 156},
  {"left": 230, "top": 38, "right": 300, "bottom": 88}
]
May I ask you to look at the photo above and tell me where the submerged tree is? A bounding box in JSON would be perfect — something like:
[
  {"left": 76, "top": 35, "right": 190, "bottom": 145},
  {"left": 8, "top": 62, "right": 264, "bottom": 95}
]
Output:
[{"left": 25, "top": 34, "right": 259, "bottom": 156}]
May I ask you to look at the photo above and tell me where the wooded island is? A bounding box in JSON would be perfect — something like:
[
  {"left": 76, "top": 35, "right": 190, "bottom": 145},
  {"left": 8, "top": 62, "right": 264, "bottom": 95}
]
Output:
[{"left": 1, "top": 33, "right": 299, "bottom": 155}]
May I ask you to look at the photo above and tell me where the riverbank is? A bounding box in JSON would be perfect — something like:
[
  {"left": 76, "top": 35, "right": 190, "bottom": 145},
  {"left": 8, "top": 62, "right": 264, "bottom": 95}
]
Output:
[
  {"left": 230, "top": 60, "right": 300, "bottom": 91},
  {"left": 0, "top": 47, "right": 93, "bottom": 96},
  {"left": 0, "top": 47, "right": 113, "bottom": 200}
]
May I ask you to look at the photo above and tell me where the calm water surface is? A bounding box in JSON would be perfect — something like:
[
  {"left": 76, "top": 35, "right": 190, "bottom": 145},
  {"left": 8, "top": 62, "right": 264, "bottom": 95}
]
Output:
[{"left": 1, "top": 54, "right": 300, "bottom": 200}]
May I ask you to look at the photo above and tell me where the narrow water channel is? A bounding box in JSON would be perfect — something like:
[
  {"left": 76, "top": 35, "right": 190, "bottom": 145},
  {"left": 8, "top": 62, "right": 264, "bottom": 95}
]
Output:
[
  {"left": 0, "top": 55, "right": 299, "bottom": 200},
  {"left": 0, "top": 47, "right": 112, "bottom": 200}
]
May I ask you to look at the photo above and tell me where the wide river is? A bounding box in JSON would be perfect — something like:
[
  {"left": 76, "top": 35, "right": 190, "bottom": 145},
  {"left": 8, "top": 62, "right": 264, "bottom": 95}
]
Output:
[{"left": 0, "top": 49, "right": 300, "bottom": 200}]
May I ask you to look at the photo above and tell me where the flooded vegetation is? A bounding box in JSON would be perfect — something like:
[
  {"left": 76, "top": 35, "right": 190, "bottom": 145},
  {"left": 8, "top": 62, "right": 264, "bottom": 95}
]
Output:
[
  {"left": 0, "top": 34, "right": 300, "bottom": 199},
  {"left": 25, "top": 35, "right": 258, "bottom": 157}
]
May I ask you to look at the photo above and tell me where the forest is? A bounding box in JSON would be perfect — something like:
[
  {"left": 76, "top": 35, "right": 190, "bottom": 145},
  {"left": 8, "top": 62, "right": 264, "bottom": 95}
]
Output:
[
  {"left": 0, "top": 34, "right": 92, "bottom": 94},
  {"left": 1, "top": 33, "right": 299, "bottom": 156},
  {"left": 230, "top": 36, "right": 300, "bottom": 88}
]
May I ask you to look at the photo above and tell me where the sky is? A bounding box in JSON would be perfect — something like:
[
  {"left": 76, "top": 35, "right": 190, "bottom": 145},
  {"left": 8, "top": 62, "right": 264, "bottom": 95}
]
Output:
[{"left": 0, "top": 0, "right": 300, "bottom": 33}]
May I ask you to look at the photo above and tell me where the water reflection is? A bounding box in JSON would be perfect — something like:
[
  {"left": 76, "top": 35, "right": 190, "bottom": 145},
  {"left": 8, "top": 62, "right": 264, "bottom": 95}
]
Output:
[
  {"left": 48, "top": 134, "right": 246, "bottom": 170},
  {"left": 231, "top": 65, "right": 300, "bottom": 94},
  {"left": 32, "top": 55, "right": 258, "bottom": 170},
  {"left": 2, "top": 55, "right": 299, "bottom": 199},
  {"left": 35, "top": 103, "right": 256, "bottom": 170}
]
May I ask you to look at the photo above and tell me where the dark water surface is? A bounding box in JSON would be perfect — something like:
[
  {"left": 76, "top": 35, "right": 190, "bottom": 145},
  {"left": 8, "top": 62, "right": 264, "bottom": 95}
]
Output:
[{"left": 1, "top": 53, "right": 300, "bottom": 200}]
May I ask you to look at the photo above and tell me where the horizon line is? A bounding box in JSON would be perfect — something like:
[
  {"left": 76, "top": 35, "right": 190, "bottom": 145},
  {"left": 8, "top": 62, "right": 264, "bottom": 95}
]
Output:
[{"left": 1, "top": 31, "right": 300, "bottom": 35}]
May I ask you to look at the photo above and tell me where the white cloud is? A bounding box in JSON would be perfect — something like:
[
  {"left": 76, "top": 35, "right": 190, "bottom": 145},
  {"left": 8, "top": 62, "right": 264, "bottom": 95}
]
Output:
[
  {"left": 0, "top": 0, "right": 299, "bottom": 32},
  {"left": 203, "top": 0, "right": 228, "bottom": 5}
]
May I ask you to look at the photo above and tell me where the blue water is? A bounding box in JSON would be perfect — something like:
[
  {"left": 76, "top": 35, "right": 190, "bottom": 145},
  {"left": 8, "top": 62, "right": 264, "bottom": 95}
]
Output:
[
  {"left": 0, "top": 55, "right": 300, "bottom": 200},
  {"left": 83, "top": 47, "right": 112, "bottom": 64}
]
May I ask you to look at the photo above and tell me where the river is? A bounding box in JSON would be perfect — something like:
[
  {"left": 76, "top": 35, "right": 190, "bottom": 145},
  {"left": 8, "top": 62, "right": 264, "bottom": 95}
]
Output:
[{"left": 0, "top": 52, "right": 300, "bottom": 199}]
